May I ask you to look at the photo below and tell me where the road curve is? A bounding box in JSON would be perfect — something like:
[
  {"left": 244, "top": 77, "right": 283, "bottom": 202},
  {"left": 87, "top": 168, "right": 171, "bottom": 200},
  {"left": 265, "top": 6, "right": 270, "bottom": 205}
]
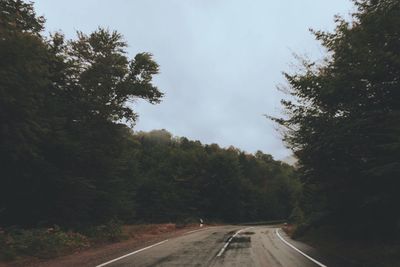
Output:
[{"left": 96, "top": 225, "right": 332, "bottom": 267}]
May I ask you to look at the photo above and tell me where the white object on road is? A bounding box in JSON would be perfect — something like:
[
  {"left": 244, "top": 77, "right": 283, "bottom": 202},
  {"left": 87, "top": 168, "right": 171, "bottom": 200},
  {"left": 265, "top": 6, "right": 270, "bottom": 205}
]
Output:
[
  {"left": 275, "top": 229, "right": 327, "bottom": 267},
  {"left": 217, "top": 227, "right": 253, "bottom": 257},
  {"left": 96, "top": 239, "right": 169, "bottom": 267}
]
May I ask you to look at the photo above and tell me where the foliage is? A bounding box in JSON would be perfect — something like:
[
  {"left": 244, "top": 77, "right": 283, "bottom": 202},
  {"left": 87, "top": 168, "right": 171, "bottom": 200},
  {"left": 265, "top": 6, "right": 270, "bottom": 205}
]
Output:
[
  {"left": 84, "top": 220, "right": 124, "bottom": 242},
  {"left": 130, "top": 130, "right": 300, "bottom": 223},
  {"left": 0, "top": 226, "right": 89, "bottom": 260},
  {"left": 0, "top": 0, "right": 162, "bottom": 227},
  {"left": 272, "top": 0, "right": 400, "bottom": 238}
]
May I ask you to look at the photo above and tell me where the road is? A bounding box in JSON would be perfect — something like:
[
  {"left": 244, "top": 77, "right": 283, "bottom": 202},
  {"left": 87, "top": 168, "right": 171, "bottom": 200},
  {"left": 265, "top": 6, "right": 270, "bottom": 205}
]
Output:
[{"left": 95, "top": 225, "right": 342, "bottom": 267}]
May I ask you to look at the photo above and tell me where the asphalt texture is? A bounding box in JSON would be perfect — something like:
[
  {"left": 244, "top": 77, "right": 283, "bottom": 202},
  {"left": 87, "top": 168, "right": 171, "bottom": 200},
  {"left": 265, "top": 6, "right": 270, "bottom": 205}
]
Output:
[{"left": 98, "top": 225, "right": 343, "bottom": 267}]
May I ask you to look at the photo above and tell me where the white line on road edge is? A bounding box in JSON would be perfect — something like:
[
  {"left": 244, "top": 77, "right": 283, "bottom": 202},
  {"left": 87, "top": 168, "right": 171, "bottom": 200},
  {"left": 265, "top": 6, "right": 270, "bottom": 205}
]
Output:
[
  {"left": 217, "top": 227, "right": 254, "bottom": 257},
  {"left": 275, "top": 229, "right": 327, "bottom": 267},
  {"left": 96, "top": 239, "right": 169, "bottom": 267}
]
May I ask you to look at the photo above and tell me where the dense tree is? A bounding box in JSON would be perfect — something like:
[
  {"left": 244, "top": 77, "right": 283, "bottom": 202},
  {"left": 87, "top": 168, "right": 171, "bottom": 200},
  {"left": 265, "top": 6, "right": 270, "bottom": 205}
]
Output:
[
  {"left": 272, "top": 0, "right": 400, "bottom": 237},
  {"left": 0, "top": 0, "right": 162, "bottom": 227},
  {"left": 1, "top": 0, "right": 55, "bottom": 225}
]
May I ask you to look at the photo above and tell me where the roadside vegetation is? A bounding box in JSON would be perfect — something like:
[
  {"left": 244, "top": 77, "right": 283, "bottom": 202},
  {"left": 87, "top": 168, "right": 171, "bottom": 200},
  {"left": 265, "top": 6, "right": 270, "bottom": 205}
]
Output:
[
  {"left": 274, "top": 0, "right": 400, "bottom": 266},
  {"left": 0, "top": 0, "right": 300, "bottom": 262},
  {"left": 0, "top": 222, "right": 192, "bottom": 262},
  {"left": 0, "top": 226, "right": 89, "bottom": 261}
]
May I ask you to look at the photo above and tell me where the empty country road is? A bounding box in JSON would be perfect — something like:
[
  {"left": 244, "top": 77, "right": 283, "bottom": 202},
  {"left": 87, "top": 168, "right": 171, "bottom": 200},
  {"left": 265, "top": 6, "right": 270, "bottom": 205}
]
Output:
[{"left": 96, "top": 225, "right": 341, "bottom": 267}]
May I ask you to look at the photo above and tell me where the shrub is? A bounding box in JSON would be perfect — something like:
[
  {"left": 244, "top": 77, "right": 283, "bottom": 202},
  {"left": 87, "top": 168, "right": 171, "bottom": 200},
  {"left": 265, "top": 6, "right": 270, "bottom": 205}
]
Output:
[
  {"left": 0, "top": 226, "right": 89, "bottom": 261},
  {"left": 84, "top": 219, "right": 124, "bottom": 242}
]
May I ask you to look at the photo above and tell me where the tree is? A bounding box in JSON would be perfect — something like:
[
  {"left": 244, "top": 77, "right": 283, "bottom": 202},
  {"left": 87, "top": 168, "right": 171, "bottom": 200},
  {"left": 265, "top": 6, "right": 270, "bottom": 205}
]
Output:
[
  {"left": 65, "top": 29, "right": 163, "bottom": 125},
  {"left": 0, "top": 0, "right": 55, "bottom": 226},
  {"left": 0, "top": 0, "right": 163, "bottom": 227},
  {"left": 272, "top": 0, "right": 400, "bottom": 237}
]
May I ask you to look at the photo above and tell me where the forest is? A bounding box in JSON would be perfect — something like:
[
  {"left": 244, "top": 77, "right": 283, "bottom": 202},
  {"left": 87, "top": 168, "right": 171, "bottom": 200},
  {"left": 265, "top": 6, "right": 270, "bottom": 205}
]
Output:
[
  {"left": 0, "top": 0, "right": 299, "bottom": 230},
  {"left": 1, "top": 1, "right": 399, "bottom": 264}
]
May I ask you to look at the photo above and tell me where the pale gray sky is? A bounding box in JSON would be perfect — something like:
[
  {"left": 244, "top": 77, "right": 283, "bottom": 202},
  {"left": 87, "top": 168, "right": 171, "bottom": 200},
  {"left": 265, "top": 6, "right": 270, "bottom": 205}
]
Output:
[{"left": 35, "top": 0, "right": 354, "bottom": 160}]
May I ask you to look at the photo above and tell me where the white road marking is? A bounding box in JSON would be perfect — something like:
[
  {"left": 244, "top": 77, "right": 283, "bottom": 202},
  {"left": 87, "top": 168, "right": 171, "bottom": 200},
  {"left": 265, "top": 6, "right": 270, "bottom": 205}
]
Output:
[
  {"left": 216, "top": 227, "right": 254, "bottom": 257},
  {"left": 96, "top": 239, "right": 169, "bottom": 267},
  {"left": 275, "top": 229, "right": 327, "bottom": 267}
]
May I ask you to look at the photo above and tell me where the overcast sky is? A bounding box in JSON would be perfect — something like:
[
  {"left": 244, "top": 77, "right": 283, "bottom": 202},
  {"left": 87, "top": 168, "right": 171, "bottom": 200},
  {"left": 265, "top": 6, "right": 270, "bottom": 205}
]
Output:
[{"left": 35, "top": 0, "right": 354, "bottom": 160}]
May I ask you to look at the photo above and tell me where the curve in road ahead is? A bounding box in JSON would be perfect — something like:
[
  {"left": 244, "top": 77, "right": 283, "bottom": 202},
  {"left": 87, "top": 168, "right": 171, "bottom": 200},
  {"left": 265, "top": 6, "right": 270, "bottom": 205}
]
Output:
[{"left": 96, "top": 225, "right": 333, "bottom": 267}]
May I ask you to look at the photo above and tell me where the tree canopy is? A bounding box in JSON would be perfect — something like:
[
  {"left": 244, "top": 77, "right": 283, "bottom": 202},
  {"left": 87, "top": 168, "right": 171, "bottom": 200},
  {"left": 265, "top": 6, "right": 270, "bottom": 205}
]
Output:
[
  {"left": 273, "top": 0, "right": 400, "bottom": 238},
  {"left": 0, "top": 0, "right": 162, "bottom": 227}
]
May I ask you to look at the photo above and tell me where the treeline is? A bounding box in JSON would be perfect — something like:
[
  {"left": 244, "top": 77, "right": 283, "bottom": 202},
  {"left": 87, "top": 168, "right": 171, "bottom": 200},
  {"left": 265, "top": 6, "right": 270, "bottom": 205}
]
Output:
[
  {"left": 0, "top": 0, "right": 299, "bottom": 229},
  {"left": 126, "top": 130, "right": 299, "bottom": 223},
  {"left": 273, "top": 0, "right": 400, "bottom": 239}
]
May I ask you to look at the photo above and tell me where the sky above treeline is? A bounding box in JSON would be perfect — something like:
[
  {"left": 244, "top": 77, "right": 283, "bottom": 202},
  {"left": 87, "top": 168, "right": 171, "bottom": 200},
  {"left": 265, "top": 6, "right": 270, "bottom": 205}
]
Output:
[{"left": 35, "top": 0, "right": 354, "bottom": 160}]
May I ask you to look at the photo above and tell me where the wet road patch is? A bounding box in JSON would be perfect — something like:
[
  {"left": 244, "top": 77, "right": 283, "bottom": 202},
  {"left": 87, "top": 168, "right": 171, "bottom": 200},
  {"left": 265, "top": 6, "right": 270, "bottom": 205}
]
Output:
[
  {"left": 240, "top": 231, "right": 255, "bottom": 235},
  {"left": 231, "top": 236, "right": 251, "bottom": 243},
  {"left": 228, "top": 236, "right": 251, "bottom": 249},
  {"left": 218, "top": 231, "right": 237, "bottom": 243}
]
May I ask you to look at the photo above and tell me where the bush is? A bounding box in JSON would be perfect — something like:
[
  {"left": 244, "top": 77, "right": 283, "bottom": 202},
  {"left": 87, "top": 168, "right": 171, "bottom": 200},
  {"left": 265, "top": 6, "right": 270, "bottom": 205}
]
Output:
[
  {"left": 0, "top": 226, "right": 89, "bottom": 261},
  {"left": 84, "top": 220, "right": 124, "bottom": 242}
]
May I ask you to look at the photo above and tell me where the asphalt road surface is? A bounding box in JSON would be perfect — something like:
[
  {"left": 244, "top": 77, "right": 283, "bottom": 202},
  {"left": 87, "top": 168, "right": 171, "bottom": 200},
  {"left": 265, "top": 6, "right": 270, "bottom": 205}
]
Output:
[{"left": 96, "top": 225, "right": 341, "bottom": 267}]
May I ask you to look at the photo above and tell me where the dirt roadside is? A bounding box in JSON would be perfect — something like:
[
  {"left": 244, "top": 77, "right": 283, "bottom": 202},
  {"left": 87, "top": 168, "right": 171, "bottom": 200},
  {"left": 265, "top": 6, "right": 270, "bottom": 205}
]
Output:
[{"left": 0, "top": 224, "right": 210, "bottom": 267}]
